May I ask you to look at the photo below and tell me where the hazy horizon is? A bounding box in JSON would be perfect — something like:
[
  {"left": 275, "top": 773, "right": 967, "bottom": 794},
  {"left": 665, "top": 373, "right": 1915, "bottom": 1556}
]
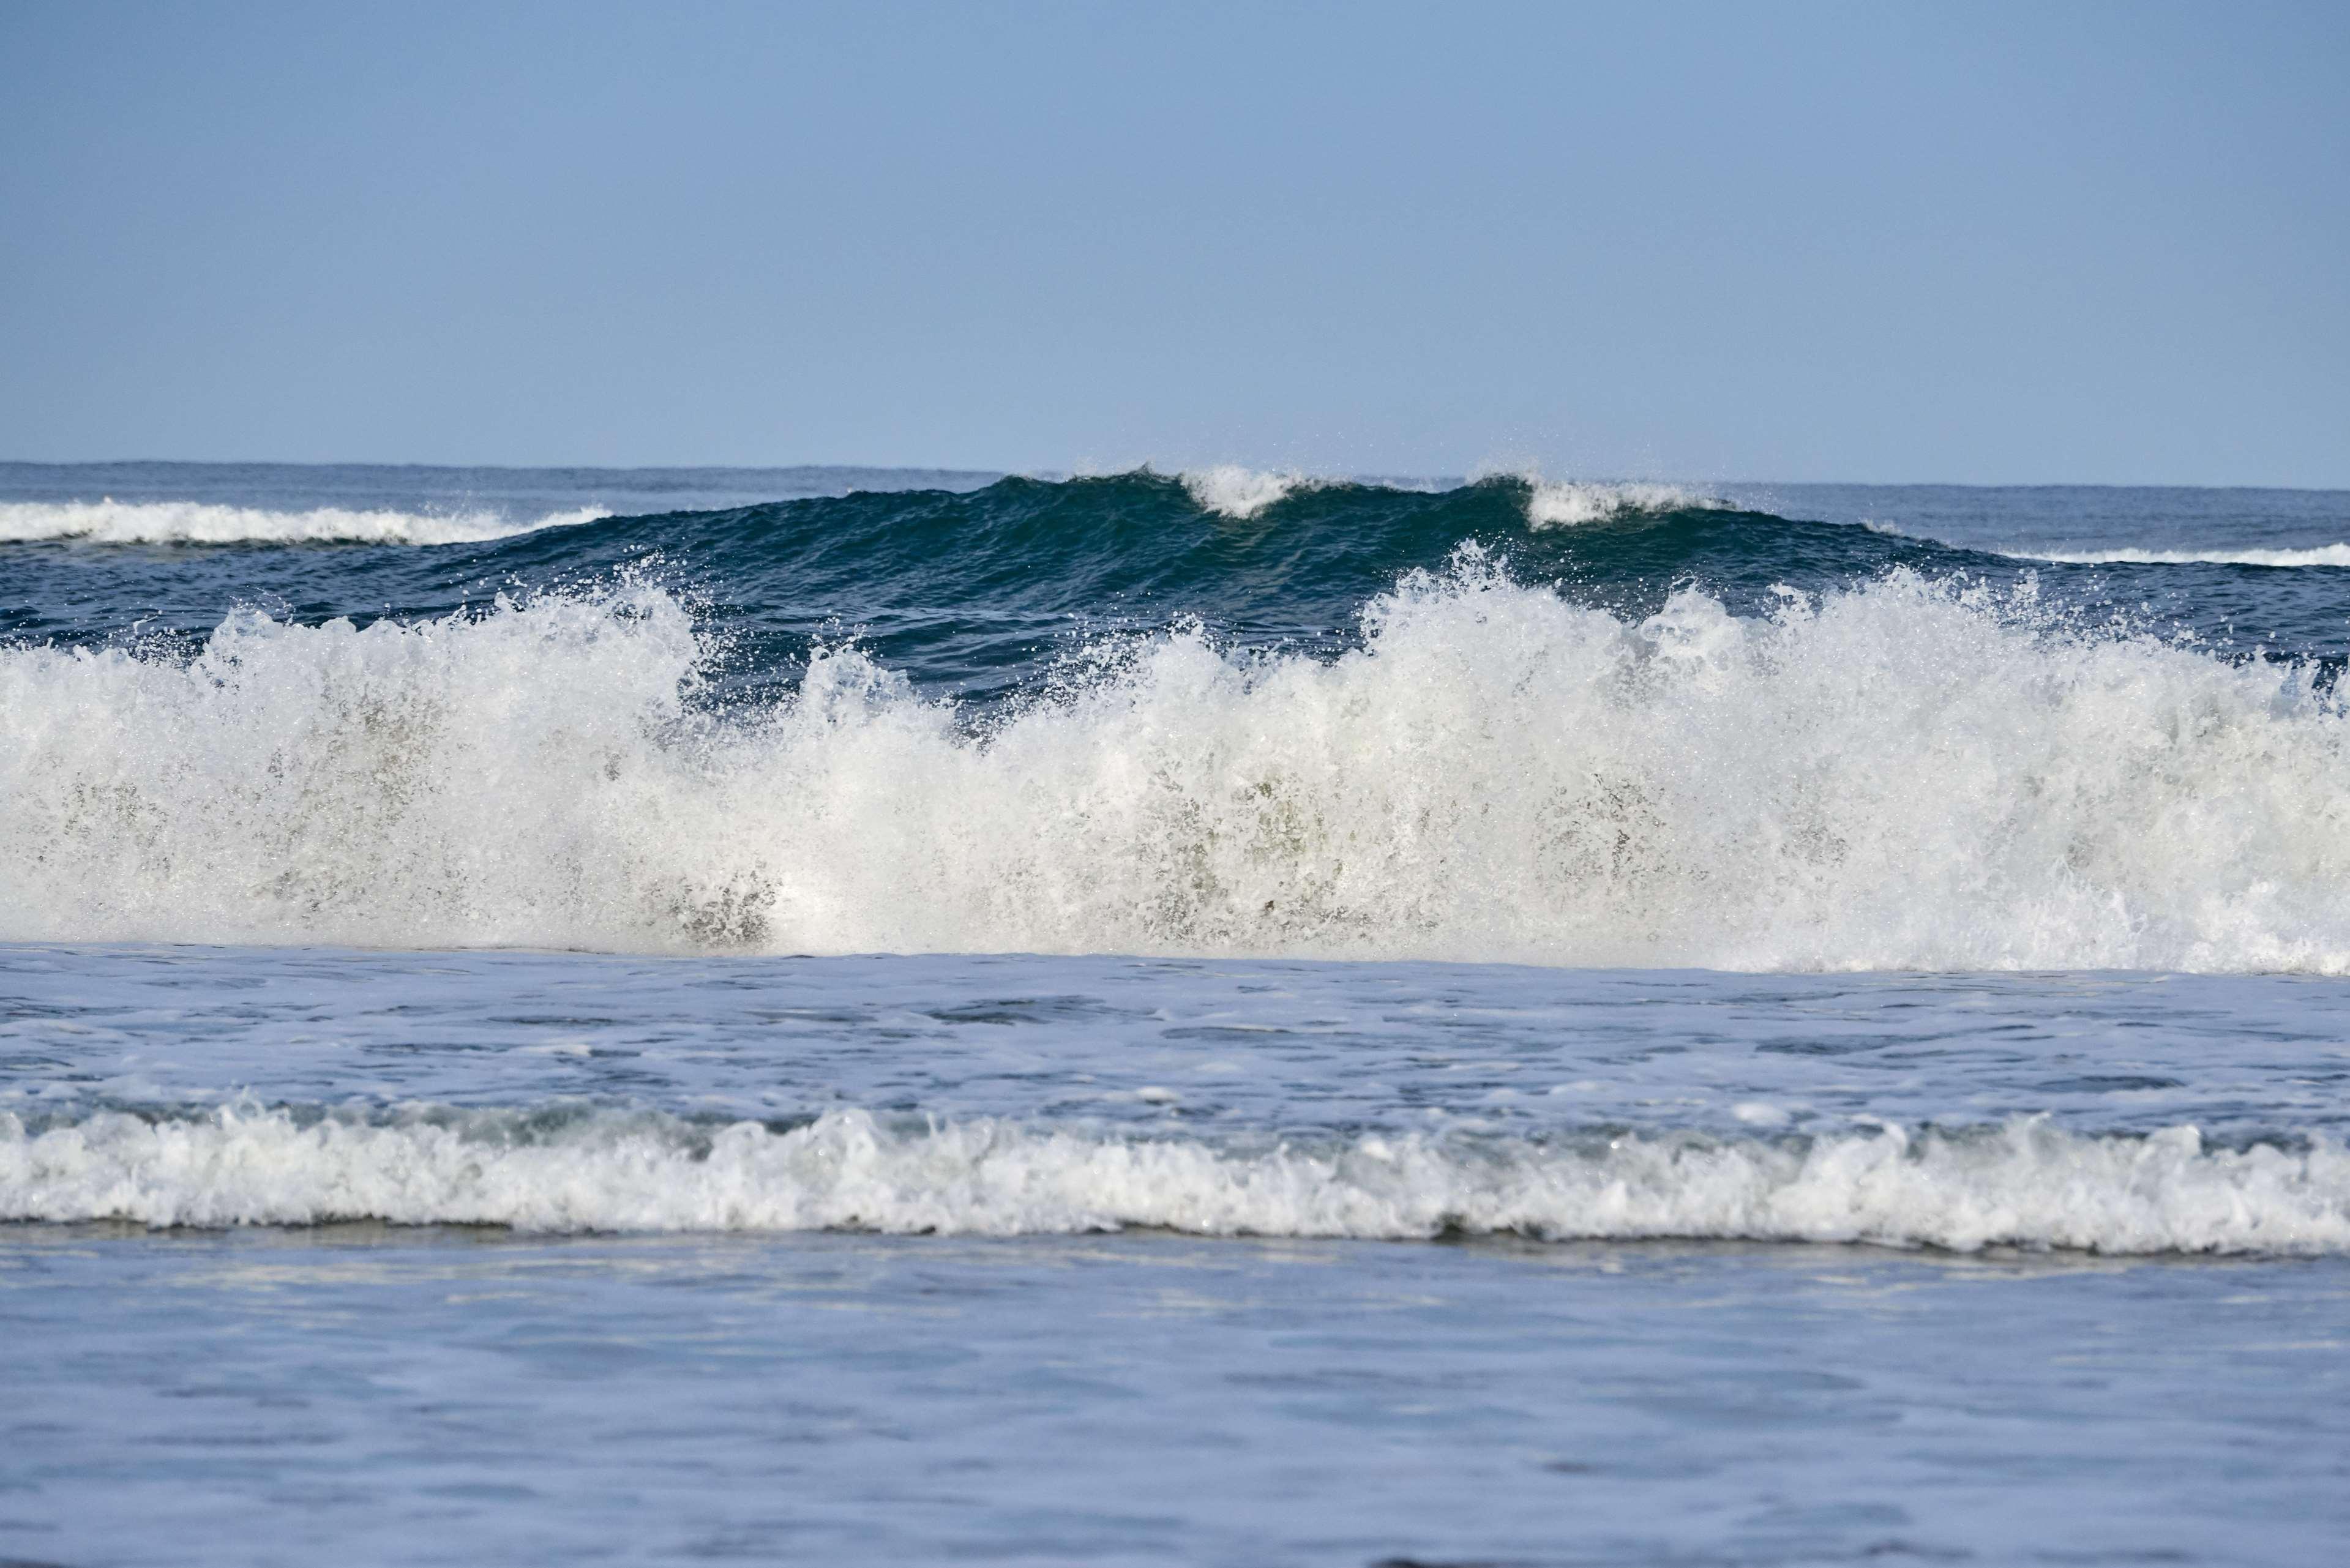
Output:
[
  {"left": 7, "top": 457, "right": 2350, "bottom": 497},
  {"left": 4, "top": 1, "right": 2344, "bottom": 487}
]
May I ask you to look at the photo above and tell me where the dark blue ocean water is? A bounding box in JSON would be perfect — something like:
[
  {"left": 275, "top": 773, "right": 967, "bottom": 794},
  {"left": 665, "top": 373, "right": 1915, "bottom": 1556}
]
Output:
[{"left": 4, "top": 463, "right": 2348, "bottom": 1564}]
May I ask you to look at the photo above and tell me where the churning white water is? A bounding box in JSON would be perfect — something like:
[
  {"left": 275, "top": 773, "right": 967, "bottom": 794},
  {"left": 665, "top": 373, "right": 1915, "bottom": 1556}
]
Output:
[
  {"left": 6, "top": 554, "right": 2348, "bottom": 968},
  {"left": 7, "top": 1102, "right": 2343, "bottom": 1253}
]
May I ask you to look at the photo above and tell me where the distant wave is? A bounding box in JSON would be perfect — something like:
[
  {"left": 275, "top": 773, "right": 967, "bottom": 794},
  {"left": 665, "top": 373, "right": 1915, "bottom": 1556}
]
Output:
[
  {"left": 2013, "top": 543, "right": 2350, "bottom": 569},
  {"left": 8, "top": 554, "right": 2350, "bottom": 971},
  {"left": 7, "top": 1103, "right": 2341, "bottom": 1253},
  {"left": 0, "top": 498, "right": 608, "bottom": 545}
]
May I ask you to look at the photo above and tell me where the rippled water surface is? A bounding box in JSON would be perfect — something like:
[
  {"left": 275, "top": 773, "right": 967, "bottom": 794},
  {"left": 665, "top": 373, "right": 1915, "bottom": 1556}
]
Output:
[{"left": 8, "top": 1226, "right": 2346, "bottom": 1567}]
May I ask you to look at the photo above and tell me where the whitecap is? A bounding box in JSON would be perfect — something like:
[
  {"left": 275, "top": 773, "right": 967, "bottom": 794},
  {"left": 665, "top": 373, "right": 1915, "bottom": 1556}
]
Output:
[
  {"left": 1485, "top": 473, "right": 1719, "bottom": 528},
  {"left": 1179, "top": 465, "right": 1308, "bottom": 520},
  {"left": 0, "top": 498, "right": 608, "bottom": 545},
  {"left": 9, "top": 558, "right": 2350, "bottom": 970},
  {"left": 2011, "top": 543, "right": 2350, "bottom": 569},
  {"left": 7, "top": 1105, "right": 2342, "bottom": 1254}
]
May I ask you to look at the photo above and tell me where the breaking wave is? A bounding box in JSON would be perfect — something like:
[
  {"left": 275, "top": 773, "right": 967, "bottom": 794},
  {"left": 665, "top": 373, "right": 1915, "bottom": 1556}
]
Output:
[
  {"left": 0, "top": 498, "right": 608, "bottom": 546},
  {"left": 1180, "top": 465, "right": 1311, "bottom": 520},
  {"left": 5, "top": 1103, "right": 2341, "bottom": 1253},
  {"left": 7, "top": 555, "right": 2350, "bottom": 969},
  {"left": 1522, "top": 478, "right": 1719, "bottom": 528},
  {"left": 2015, "top": 543, "right": 2350, "bottom": 569}
]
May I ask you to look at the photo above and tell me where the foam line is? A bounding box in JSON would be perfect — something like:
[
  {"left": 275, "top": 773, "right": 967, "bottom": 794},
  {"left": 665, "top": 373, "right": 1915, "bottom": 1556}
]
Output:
[
  {"left": 0, "top": 498, "right": 607, "bottom": 545},
  {"left": 5, "top": 1105, "right": 2341, "bottom": 1252},
  {"left": 2012, "top": 544, "right": 2350, "bottom": 569}
]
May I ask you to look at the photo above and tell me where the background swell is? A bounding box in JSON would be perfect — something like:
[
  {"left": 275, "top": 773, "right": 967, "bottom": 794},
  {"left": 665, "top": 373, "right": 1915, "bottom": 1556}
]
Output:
[{"left": 10, "top": 469, "right": 2348, "bottom": 701}]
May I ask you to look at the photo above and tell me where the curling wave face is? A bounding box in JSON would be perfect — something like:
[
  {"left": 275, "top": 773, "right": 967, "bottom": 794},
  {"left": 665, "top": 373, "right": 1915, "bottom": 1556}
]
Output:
[
  {"left": 7, "top": 552, "right": 2350, "bottom": 969},
  {"left": 4, "top": 1102, "right": 2342, "bottom": 1253}
]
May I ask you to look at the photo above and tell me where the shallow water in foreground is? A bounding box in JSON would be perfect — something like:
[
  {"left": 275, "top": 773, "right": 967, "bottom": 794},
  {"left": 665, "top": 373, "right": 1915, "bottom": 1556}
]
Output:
[
  {"left": 4, "top": 946, "right": 2348, "bottom": 1563},
  {"left": 6, "top": 1226, "right": 2345, "bottom": 1567}
]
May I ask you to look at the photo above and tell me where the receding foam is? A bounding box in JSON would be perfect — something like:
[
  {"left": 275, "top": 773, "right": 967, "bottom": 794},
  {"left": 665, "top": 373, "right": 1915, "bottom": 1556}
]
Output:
[{"left": 5, "top": 1105, "right": 2341, "bottom": 1253}]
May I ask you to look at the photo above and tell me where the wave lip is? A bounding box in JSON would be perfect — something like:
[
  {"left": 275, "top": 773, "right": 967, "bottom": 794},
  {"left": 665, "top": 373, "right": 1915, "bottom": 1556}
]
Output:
[
  {"left": 0, "top": 498, "right": 608, "bottom": 545},
  {"left": 2013, "top": 543, "right": 2350, "bottom": 568},
  {"left": 6, "top": 1105, "right": 2343, "bottom": 1254},
  {"left": 1179, "top": 465, "right": 1311, "bottom": 520}
]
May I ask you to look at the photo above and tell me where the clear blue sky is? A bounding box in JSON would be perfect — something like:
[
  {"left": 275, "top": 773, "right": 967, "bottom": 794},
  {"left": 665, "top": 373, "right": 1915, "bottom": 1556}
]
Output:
[{"left": 3, "top": 1, "right": 2344, "bottom": 483}]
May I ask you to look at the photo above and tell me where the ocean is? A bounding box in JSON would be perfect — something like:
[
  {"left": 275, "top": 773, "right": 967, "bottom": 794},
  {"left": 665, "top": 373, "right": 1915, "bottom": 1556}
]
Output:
[{"left": 2, "top": 462, "right": 2346, "bottom": 1565}]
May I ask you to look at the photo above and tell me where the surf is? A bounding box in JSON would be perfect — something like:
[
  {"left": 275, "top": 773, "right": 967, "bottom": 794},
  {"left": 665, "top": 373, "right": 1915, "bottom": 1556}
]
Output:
[
  {"left": 7, "top": 1101, "right": 2342, "bottom": 1253},
  {"left": 7, "top": 545, "right": 2350, "bottom": 971}
]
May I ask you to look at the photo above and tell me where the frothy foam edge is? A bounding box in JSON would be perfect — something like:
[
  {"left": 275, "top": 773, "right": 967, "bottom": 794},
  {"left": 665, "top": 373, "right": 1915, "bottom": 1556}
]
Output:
[
  {"left": 8, "top": 559, "right": 2350, "bottom": 969},
  {"left": 6, "top": 1105, "right": 2341, "bottom": 1252},
  {"left": 0, "top": 498, "right": 610, "bottom": 546},
  {"left": 2013, "top": 544, "right": 2350, "bottom": 569},
  {"left": 1461, "top": 469, "right": 1721, "bottom": 528}
]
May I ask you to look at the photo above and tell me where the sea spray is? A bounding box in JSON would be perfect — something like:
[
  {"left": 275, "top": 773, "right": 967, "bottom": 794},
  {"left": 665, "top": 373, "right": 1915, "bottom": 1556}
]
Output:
[
  {"left": 1180, "top": 465, "right": 1309, "bottom": 520},
  {"left": 6, "top": 553, "right": 2349, "bottom": 969}
]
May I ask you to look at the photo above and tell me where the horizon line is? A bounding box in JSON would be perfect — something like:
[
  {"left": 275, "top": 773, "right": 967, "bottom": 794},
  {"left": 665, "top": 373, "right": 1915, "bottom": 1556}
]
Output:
[{"left": 1, "top": 458, "right": 2346, "bottom": 495}]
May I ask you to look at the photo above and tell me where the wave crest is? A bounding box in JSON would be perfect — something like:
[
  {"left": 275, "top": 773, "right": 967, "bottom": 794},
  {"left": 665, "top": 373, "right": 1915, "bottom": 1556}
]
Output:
[
  {"left": 1179, "top": 465, "right": 1309, "bottom": 520},
  {"left": 1522, "top": 478, "right": 1718, "bottom": 528},
  {"left": 6, "top": 1104, "right": 2341, "bottom": 1253},
  {"left": 0, "top": 498, "right": 607, "bottom": 545}
]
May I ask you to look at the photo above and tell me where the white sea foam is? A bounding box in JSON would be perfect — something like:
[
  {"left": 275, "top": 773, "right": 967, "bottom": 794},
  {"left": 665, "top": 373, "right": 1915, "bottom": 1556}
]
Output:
[
  {"left": 2013, "top": 544, "right": 2350, "bottom": 569},
  {"left": 1522, "top": 479, "right": 1716, "bottom": 528},
  {"left": 0, "top": 498, "right": 607, "bottom": 545},
  {"left": 4, "top": 1105, "right": 2341, "bottom": 1253},
  {"left": 1180, "top": 466, "right": 1308, "bottom": 520},
  {"left": 8, "top": 559, "right": 2350, "bottom": 969}
]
